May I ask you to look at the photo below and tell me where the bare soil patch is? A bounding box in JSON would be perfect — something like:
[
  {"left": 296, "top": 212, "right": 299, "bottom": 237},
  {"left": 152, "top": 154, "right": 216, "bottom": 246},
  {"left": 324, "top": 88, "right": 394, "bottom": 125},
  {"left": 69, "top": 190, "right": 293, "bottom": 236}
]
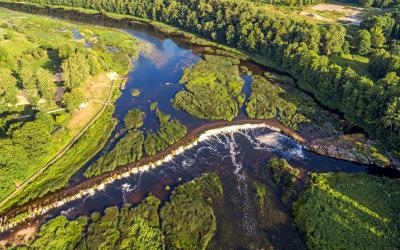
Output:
[
  {"left": 67, "top": 72, "right": 115, "bottom": 133},
  {"left": 301, "top": 3, "right": 365, "bottom": 25}
]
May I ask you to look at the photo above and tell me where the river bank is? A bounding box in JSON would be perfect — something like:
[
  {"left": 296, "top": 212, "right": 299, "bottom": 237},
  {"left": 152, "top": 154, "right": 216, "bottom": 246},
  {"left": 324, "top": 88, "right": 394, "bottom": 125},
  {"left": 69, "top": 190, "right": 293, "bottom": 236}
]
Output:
[
  {"left": 0, "top": 119, "right": 286, "bottom": 233},
  {"left": 0, "top": 2, "right": 399, "bottom": 244},
  {"left": 0, "top": 117, "right": 398, "bottom": 238},
  {"left": 0, "top": 1, "right": 396, "bottom": 169}
]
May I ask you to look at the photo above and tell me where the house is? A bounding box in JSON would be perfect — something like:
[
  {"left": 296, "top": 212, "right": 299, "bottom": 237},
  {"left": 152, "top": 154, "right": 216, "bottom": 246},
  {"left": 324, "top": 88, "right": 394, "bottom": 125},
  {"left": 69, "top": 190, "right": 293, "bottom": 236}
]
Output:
[
  {"left": 55, "top": 86, "right": 66, "bottom": 103},
  {"left": 54, "top": 72, "right": 64, "bottom": 83}
]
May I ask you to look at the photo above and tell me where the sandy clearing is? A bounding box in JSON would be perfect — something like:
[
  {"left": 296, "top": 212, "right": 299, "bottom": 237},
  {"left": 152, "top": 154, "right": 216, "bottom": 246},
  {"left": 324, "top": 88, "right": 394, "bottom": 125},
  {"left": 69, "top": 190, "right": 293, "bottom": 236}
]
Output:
[
  {"left": 311, "top": 3, "right": 364, "bottom": 25},
  {"left": 67, "top": 72, "right": 114, "bottom": 133}
]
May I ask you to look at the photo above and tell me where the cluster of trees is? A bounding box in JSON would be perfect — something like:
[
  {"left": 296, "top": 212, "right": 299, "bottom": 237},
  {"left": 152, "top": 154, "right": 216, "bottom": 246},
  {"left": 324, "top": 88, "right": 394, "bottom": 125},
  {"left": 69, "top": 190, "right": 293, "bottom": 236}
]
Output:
[
  {"left": 21, "top": 173, "right": 222, "bottom": 250},
  {"left": 0, "top": 11, "right": 141, "bottom": 211},
  {"left": 338, "top": 0, "right": 399, "bottom": 8},
  {"left": 0, "top": 12, "right": 138, "bottom": 114},
  {"left": 160, "top": 173, "right": 221, "bottom": 249},
  {"left": 248, "top": 0, "right": 325, "bottom": 6},
  {"left": 25, "top": 216, "right": 88, "bottom": 249},
  {"left": 4, "top": 106, "right": 117, "bottom": 211},
  {"left": 250, "top": 0, "right": 400, "bottom": 7},
  {"left": 267, "top": 157, "right": 300, "bottom": 204},
  {"left": 123, "top": 108, "right": 144, "bottom": 130},
  {"left": 144, "top": 105, "right": 187, "bottom": 156},
  {"left": 84, "top": 130, "right": 145, "bottom": 177},
  {"left": 59, "top": 45, "right": 105, "bottom": 112},
  {"left": 246, "top": 76, "right": 308, "bottom": 130},
  {"left": 0, "top": 68, "right": 18, "bottom": 113},
  {"left": 20, "top": 0, "right": 398, "bottom": 152},
  {"left": 18, "top": 65, "right": 56, "bottom": 107},
  {"left": 173, "top": 55, "right": 244, "bottom": 121},
  {"left": 85, "top": 106, "right": 186, "bottom": 177},
  {"left": 0, "top": 112, "right": 56, "bottom": 200},
  {"left": 293, "top": 172, "right": 400, "bottom": 249},
  {"left": 0, "top": 47, "right": 57, "bottom": 112}
]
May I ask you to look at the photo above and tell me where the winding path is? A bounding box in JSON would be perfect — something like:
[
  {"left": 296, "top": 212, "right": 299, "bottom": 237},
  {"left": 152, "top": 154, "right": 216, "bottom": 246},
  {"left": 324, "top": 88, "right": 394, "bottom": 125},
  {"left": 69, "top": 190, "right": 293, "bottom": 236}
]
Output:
[{"left": 0, "top": 76, "right": 118, "bottom": 209}]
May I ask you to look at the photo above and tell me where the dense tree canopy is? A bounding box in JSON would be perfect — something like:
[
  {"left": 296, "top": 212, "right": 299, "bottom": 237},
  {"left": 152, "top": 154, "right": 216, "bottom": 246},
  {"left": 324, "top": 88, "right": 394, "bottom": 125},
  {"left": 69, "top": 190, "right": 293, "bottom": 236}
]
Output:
[
  {"left": 246, "top": 76, "right": 307, "bottom": 130},
  {"left": 85, "top": 130, "right": 144, "bottom": 177},
  {"left": 20, "top": 174, "right": 222, "bottom": 250},
  {"left": 173, "top": 55, "right": 244, "bottom": 121},
  {"left": 123, "top": 108, "right": 144, "bottom": 130},
  {"left": 0, "top": 68, "right": 18, "bottom": 112},
  {"left": 294, "top": 173, "right": 400, "bottom": 249},
  {"left": 12, "top": 0, "right": 400, "bottom": 152}
]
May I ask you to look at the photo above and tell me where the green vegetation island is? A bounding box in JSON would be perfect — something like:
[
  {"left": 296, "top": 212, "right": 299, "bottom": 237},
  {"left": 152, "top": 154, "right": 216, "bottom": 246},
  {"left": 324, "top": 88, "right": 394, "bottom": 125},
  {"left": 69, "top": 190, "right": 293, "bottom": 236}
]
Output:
[{"left": 0, "top": 0, "right": 399, "bottom": 249}]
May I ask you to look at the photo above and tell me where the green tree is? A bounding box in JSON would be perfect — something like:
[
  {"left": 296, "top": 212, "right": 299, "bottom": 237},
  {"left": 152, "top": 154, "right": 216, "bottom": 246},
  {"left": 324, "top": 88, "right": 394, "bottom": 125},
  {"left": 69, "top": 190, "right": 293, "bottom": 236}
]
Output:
[
  {"left": 19, "top": 66, "right": 39, "bottom": 106},
  {"left": 359, "top": 0, "right": 374, "bottom": 7},
  {"left": 124, "top": 108, "right": 144, "bottom": 130},
  {"left": 63, "top": 89, "right": 85, "bottom": 112},
  {"left": 322, "top": 25, "right": 346, "bottom": 55},
  {"left": 119, "top": 218, "right": 164, "bottom": 250},
  {"left": 0, "top": 68, "right": 18, "bottom": 112},
  {"left": 355, "top": 30, "right": 371, "bottom": 55},
  {"left": 36, "top": 68, "right": 56, "bottom": 106},
  {"left": 62, "top": 53, "right": 90, "bottom": 90},
  {"left": 390, "top": 40, "right": 400, "bottom": 56},
  {"left": 370, "top": 27, "right": 386, "bottom": 48},
  {"left": 383, "top": 97, "right": 400, "bottom": 131},
  {"left": 87, "top": 50, "right": 102, "bottom": 75}
]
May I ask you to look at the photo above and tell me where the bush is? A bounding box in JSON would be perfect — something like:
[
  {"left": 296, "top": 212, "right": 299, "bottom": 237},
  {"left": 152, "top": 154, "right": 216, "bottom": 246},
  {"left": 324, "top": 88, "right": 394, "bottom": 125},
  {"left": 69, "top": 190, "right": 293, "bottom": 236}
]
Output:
[{"left": 123, "top": 108, "right": 144, "bottom": 130}]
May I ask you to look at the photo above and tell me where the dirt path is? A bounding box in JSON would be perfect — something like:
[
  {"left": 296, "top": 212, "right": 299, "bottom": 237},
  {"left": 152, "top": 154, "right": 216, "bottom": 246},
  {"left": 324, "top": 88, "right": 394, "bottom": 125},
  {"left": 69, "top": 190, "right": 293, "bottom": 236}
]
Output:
[{"left": 0, "top": 73, "right": 118, "bottom": 210}]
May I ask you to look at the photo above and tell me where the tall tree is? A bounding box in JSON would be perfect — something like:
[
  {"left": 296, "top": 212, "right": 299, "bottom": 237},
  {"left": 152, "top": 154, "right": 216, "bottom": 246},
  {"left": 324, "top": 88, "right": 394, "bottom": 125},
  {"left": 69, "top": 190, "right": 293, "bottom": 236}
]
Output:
[
  {"left": 19, "top": 66, "right": 39, "bottom": 106},
  {"left": 61, "top": 53, "right": 90, "bottom": 90},
  {"left": 0, "top": 68, "right": 18, "bottom": 112},
  {"left": 355, "top": 30, "right": 371, "bottom": 55},
  {"left": 63, "top": 89, "right": 85, "bottom": 112},
  {"left": 370, "top": 27, "right": 386, "bottom": 48},
  {"left": 36, "top": 68, "right": 56, "bottom": 106},
  {"left": 322, "top": 25, "right": 346, "bottom": 55}
]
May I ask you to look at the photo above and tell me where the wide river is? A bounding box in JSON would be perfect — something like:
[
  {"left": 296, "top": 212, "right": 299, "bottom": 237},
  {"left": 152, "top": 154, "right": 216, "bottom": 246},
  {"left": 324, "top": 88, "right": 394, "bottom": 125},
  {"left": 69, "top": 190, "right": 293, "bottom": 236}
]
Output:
[{"left": 1, "top": 25, "right": 396, "bottom": 248}]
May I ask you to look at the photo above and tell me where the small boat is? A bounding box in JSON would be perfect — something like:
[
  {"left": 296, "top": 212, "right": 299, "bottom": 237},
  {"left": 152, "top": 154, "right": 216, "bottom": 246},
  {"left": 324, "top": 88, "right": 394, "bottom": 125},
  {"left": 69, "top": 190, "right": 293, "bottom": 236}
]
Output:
[{"left": 120, "top": 81, "right": 127, "bottom": 90}]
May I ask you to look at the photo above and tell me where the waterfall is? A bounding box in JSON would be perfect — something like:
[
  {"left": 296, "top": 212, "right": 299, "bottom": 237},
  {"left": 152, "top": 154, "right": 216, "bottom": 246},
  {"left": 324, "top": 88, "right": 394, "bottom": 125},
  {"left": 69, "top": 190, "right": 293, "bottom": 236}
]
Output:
[{"left": 0, "top": 122, "right": 287, "bottom": 233}]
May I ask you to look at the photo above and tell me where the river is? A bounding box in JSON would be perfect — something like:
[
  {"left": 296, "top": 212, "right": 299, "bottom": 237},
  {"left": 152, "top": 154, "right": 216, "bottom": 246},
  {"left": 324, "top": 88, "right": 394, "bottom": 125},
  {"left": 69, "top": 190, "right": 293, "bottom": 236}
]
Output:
[{"left": 0, "top": 16, "right": 397, "bottom": 249}]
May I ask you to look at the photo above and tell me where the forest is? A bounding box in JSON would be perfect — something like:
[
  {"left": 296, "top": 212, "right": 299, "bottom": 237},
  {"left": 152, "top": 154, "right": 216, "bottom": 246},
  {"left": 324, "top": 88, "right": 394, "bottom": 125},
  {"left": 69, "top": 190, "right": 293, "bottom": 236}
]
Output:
[
  {"left": 249, "top": 0, "right": 397, "bottom": 7},
  {"left": 10, "top": 0, "right": 400, "bottom": 155},
  {"left": 293, "top": 173, "right": 400, "bottom": 249},
  {"left": 0, "top": 0, "right": 399, "bottom": 248},
  {"left": 12, "top": 173, "right": 222, "bottom": 250}
]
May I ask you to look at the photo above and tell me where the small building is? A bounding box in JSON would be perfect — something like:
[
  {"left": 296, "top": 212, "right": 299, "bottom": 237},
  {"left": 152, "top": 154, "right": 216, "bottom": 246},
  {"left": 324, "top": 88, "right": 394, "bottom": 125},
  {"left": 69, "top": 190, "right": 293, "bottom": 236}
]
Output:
[
  {"left": 55, "top": 86, "right": 66, "bottom": 103},
  {"left": 54, "top": 72, "right": 64, "bottom": 83},
  {"left": 79, "top": 102, "right": 89, "bottom": 110}
]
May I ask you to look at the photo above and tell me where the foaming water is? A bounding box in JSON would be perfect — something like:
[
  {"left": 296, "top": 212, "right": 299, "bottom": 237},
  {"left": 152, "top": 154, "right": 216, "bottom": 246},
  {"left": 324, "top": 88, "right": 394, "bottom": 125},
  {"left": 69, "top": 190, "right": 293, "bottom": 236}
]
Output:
[
  {"left": 255, "top": 132, "right": 305, "bottom": 158},
  {"left": 0, "top": 124, "right": 376, "bottom": 250}
]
